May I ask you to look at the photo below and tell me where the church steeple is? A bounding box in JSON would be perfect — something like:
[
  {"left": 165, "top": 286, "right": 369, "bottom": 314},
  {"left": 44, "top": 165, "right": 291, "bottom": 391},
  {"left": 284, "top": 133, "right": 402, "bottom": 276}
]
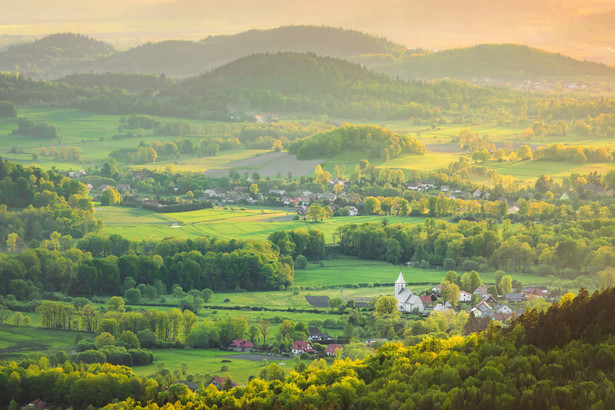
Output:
[{"left": 395, "top": 271, "right": 405, "bottom": 297}]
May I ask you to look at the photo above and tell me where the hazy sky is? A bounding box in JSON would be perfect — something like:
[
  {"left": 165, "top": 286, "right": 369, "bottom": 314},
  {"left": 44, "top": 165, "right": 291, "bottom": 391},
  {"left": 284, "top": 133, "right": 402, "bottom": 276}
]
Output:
[{"left": 2, "top": 0, "right": 615, "bottom": 64}]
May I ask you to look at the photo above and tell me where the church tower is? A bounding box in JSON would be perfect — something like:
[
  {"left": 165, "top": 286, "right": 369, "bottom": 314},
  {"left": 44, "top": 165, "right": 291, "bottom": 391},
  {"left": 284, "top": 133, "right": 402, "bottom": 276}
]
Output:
[{"left": 395, "top": 272, "right": 406, "bottom": 297}]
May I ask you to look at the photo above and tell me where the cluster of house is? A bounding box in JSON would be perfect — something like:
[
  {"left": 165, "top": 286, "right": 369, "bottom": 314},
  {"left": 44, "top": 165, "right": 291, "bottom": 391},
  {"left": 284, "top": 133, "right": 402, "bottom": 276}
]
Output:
[
  {"left": 201, "top": 181, "right": 348, "bottom": 209},
  {"left": 394, "top": 272, "right": 548, "bottom": 323},
  {"left": 228, "top": 327, "right": 345, "bottom": 359}
]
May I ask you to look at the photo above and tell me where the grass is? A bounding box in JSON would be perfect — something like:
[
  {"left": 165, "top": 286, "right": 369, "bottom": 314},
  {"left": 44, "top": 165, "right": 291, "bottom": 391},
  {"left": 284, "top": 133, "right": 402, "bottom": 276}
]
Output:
[
  {"left": 0, "top": 107, "right": 266, "bottom": 171},
  {"left": 132, "top": 348, "right": 308, "bottom": 384},
  {"left": 0, "top": 324, "right": 92, "bottom": 359},
  {"left": 379, "top": 152, "right": 460, "bottom": 172},
  {"left": 98, "top": 205, "right": 427, "bottom": 243},
  {"left": 484, "top": 159, "right": 614, "bottom": 183}
]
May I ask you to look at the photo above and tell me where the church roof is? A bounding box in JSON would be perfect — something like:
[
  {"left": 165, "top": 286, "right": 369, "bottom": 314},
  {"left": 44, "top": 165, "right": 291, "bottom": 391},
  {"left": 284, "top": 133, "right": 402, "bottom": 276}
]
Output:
[
  {"left": 395, "top": 288, "right": 415, "bottom": 303},
  {"left": 396, "top": 272, "right": 405, "bottom": 284}
]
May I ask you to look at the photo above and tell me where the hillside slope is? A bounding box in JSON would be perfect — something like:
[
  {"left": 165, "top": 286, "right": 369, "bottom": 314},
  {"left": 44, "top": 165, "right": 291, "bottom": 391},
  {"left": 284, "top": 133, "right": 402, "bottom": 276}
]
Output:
[
  {"left": 90, "top": 25, "right": 405, "bottom": 78},
  {"left": 369, "top": 43, "right": 615, "bottom": 80},
  {"left": 0, "top": 33, "right": 114, "bottom": 78}
]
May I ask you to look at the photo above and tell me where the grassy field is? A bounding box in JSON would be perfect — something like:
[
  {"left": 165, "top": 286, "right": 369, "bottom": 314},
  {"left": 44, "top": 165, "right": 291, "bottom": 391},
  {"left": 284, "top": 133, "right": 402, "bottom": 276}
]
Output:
[
  {"left": 4, "top": 108, "right": 614, "bottom": 185},
  {"left": 0, "top": 107, "right": 268, "bottom": 171},
  {"left": 484, "top": 159, "right": 614, "bottom": 183},
  {"left": 0, "top": 324, "right": 92, "bottom": 359},
  {"left": 132, "top": 348, "right": 308, "bottom": 384},
  {"left": 98, "top": 205, "right": 427, "bottom": 243}
]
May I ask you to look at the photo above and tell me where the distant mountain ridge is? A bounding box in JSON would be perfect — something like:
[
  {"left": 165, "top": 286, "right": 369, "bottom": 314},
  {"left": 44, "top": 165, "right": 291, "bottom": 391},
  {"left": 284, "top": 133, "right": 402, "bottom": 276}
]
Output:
[
  {"left": 0, "top": 33, "right": 113, "bottom": 67},
  {"left": 0, "top": 26, "right": 613, "bottom": 83},
  {"left": 383, "top": 44, "right": 615, "bottom": 79}
]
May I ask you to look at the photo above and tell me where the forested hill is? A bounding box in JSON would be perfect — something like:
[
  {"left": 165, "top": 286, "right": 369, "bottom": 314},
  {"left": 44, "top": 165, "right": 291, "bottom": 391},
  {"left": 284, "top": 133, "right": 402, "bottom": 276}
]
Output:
[
  {"left": 0, "top": 26, "right": 404, "bottom": 80},
  {"left": 168, "top": 52, "right": 511, "bottom": 119},
  {"left": 2, "top": 28, "right": 613, "bottom": 83},
  {"left": 92, "top": 25, "right": 406, "bottom": 78},
  {"left": 373, "top": 43, "right": 615, "bottom": 80},
  {"left": 0, "top": 33, "right": 114, "bottom": 78},
  {"left": 0, "top": 52, "right": 525, "bottom": 119}
]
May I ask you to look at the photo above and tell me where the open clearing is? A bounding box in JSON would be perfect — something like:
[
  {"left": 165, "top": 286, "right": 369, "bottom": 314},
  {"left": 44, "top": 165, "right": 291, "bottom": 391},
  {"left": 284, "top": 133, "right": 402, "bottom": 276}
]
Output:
[
  {"left": 98, "top": 205, "right": 427, "bottom": 242},
  {"left": 204, "top": 151, "right": 323, "bottom": 177},
  {"left": 132, "top": 348, "right": 307, "bottom": 384},
  {"left": 0, "top": 324, "right": 93, "bottom": 359}
]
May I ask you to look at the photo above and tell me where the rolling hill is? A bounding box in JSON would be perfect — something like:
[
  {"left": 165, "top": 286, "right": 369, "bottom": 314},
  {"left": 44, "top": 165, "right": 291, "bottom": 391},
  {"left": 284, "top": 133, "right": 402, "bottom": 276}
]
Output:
[
  {"left": 0, "top": 33, "right": 114, "bottom": 78},
  {"left": 85, "top": 25, "right": 406, "bottom": 78},
  {"left": 166, "top": 52, "right": 512, "bottom": 119},
  {"left": 2, "top": 26, "right": 612, "bottom": 85},
  {"left": 372, "top": 43, "right": 615, "bottom": 80}
]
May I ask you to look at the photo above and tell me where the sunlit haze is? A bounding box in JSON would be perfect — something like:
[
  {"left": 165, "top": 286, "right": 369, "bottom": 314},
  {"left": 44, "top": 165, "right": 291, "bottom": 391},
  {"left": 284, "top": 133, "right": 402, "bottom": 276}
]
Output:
[{"left": 2, "top": 0, "right": 615, "bottom": 64}]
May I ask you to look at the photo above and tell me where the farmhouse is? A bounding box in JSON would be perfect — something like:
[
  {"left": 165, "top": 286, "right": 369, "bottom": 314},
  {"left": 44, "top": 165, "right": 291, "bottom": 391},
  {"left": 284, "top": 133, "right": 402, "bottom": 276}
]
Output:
[
  {"left": 208, "top": 376, "right": 238, "bottom": 390},
  {"left": 394, "top": 272, "right": 424, "bottom": 313},
  {"left": 291, "top": 341, "right": 316, "bottom": 355},
  {"left": 308, "top": 327, "right": 326, "bottom": 341},
  {"left": 505, "top": 292, "right": 523, "bottom": 302},
  {"left": 326, "top": 344, "right": 343, "bottom": 357},
  {"left": 228, "top": 339, "right": 254, "bottom": 352},
  {"left": 474, "top": 286, "right": 488, "bottom": 299},
  {"left": 459, "top": 290, "right": 472, "bottom": 302}
]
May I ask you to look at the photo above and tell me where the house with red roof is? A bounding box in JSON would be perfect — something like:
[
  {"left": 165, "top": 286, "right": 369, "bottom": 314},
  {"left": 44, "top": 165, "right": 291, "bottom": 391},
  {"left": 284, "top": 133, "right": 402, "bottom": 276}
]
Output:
[
  {"left": 459, "top": 291, "right": 472, "bottom": 302},
  {"left": 419, "top": 295, "right": 434, "bottom": 305},
  {"left": 326, "top": 344, "right": 343, "bottom": 357},
  {"left": 228, "top": 339, "right": 255, "bottom": 352},
  {"left": 291, "top": 340, "right": 316, "bottom": 355},
  {"left": 208, "top": 376, "right": 237, "bottom": 390}
]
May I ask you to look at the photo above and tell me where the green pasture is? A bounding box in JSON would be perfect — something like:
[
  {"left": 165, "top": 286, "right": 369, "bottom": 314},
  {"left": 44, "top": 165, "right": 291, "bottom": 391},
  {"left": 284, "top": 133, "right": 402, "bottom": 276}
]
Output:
[
  {"left": 131, "top": 149, "right": 270, "bottom": 173},
  {"left": 379, "top": 152, "right": 460, "bottom": 173},
  {"left": 132, "top": 348, "right": 307, "bottom": 384},
  {"left": 0, "top": 107, "right": 264, "bottom": 170},
  {"left": 0, "top": 324, "right": 92, "bottom": 359},
  {"left": 98, "top": 205, "right": 427, "bottom": 243},
  {"left": 484, "top": 159, "right": 614, "bottom": 183}
]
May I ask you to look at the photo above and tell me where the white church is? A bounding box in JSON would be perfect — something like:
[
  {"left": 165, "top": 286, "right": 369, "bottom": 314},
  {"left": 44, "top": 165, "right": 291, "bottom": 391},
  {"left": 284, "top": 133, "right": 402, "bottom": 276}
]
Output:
[{"left": 394, "top": 272, "right": 424, "bottom": 313}]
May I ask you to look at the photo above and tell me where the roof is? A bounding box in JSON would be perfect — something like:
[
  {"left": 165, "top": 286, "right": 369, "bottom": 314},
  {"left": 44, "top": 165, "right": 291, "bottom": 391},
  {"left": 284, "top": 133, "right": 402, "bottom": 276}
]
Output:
[
  {"left": 179, "top": 381, "right": 198, "bottom": 391},
  {"left": 477, "top": 301, "right": 492, "bottom": 310},
  {"left": 505, "top": 292, "right": 523, "bottom": 301},
  {"left": 210, "top": 376, "right": 237, "bottom": 388},
  {"left": 326, "top": 344, "right": 343, "bottom": 354},
  {"left": 475, "top": 285, "right": 487, "bottom": 295},
  {"left": 292, "top": 341, "right": 315, "bottom": 352},
  {"left": 420, "top": 295, "right": 433, "bottom": 304},
  {"left": 396, "top": 272, "right": 405, "bottom": 284},
  {"left": 396, "top": 288, "right": 421, "bottom": 304},
  {"left": 230, "top": 339, "right": 254, "bottom": 348},
  {"left": 308, "top": 327, "right": 321, "bottom": 336}
]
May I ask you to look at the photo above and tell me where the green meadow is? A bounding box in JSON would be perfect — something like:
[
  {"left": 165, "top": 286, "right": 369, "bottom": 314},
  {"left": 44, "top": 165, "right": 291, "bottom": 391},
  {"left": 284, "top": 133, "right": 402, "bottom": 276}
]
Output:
[
  {"left": 132, "top": 348, "right": 308, "bottom": 384},
  {"left": 3, "top": 107, "right": 614, "bottom": 184},
  {"left": 0, "top": 324, "right": 93, "bottom": 359},
  {"left": 97, "top": 205, "right": 427, "bottom": 243}
]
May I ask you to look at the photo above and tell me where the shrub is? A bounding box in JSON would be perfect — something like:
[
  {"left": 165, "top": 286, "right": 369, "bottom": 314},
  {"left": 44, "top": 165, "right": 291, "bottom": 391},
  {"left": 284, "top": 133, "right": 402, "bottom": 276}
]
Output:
[
  {"left": 75, "top": 349, "right": 106, "bottom": 364},
  {"left": 295, "top": 255, "right": 308, "bottom": 269}
]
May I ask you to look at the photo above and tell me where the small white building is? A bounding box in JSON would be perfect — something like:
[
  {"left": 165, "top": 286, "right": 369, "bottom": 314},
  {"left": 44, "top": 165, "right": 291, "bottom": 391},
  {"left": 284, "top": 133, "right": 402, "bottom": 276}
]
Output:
[
  {"left": 394, "top": 272, "right": 424, "bottom": 313},
  {"left": 459, "top": 290, "right": 472, "bottom": 302}
]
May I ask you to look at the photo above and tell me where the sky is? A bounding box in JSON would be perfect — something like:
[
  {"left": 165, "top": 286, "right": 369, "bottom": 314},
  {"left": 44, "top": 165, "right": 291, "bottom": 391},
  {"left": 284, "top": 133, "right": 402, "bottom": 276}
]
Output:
[{"left": 1, "top": 0, "right": 615, "bottom": 64}]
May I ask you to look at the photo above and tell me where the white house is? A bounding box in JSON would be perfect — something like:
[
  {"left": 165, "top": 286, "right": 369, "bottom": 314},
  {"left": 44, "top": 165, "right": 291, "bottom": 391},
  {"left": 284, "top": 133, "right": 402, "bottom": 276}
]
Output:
[
  {"left": 494, "top": 304, "right": 513, "bottom": 315},
  {"left": 394, "top": 272, "right": 424, "bottom": 313},
  {"left": 459, "top": 290, "right": 472, "bottom": 302},
  {"left": 348, "top": 206, "right": 359, "bottom": 216},
  {"left": 474, "top": 286, "right": 488, "bottom": 299},
  {"left": 291, "top": 341, "right": 316, "bottom": 355}
]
